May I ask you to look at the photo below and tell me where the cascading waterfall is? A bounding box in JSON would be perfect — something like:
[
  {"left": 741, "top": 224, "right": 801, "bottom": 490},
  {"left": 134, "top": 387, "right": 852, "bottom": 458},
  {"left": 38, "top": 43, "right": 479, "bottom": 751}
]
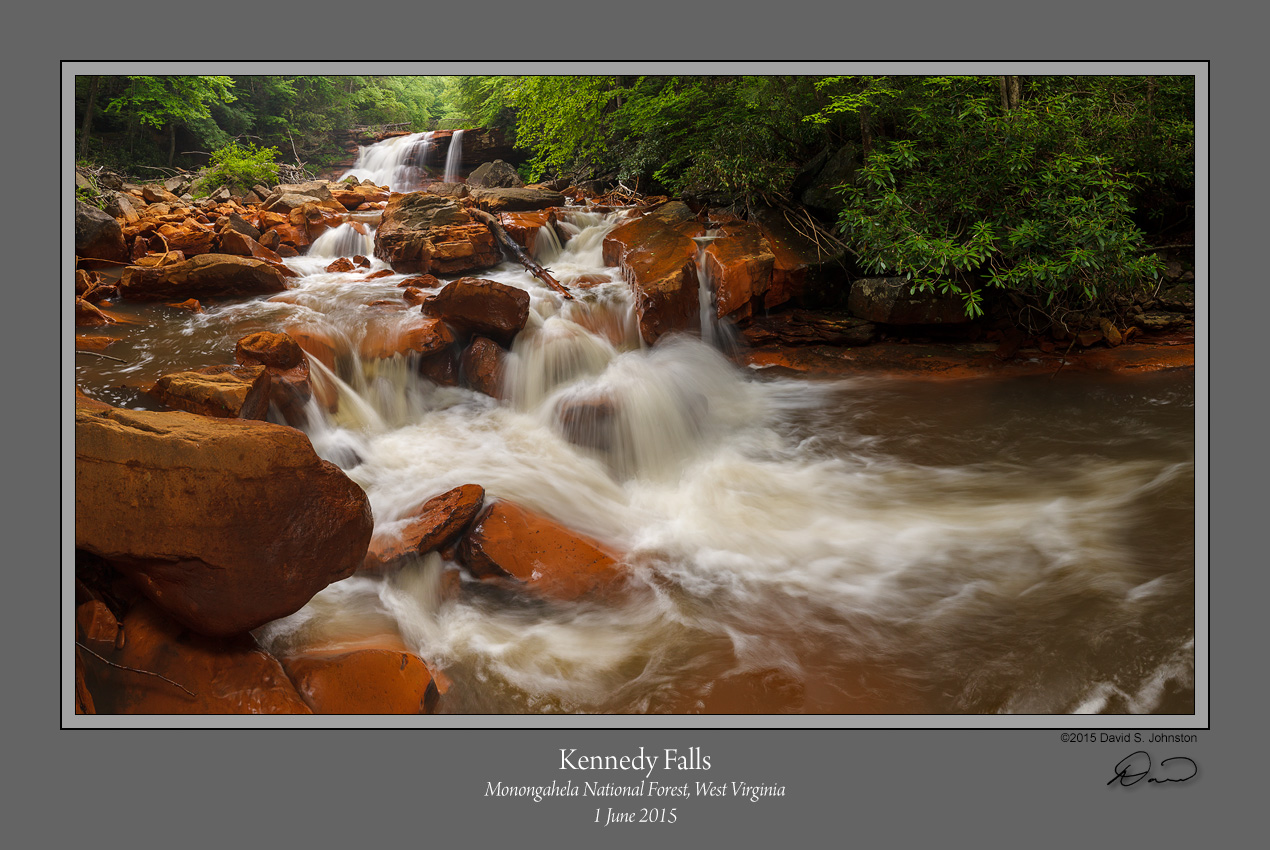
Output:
[
  {"left": 308, "top": 222, "right": 376, "bottom": 258},
  {"left": 341, "top": 131, "right": 435, "bottom": 191},
  {"left": 443, "top": 129, "right": 464, "bottom": 183},
  {"left": 74, "top": 130, "right": 1196, "bottom": 716},
  {"left": 693, "top": 231, "right": 720, "bottom": 347}
]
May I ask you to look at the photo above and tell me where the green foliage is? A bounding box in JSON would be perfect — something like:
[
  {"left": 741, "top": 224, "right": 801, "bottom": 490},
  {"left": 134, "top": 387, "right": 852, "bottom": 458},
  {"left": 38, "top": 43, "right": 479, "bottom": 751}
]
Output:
[
  {"left": 196, "top": 142, "right": 280, "bottom": 195},
  {"left": 826, "top": 75, "right": 1183, "bottom": 319}
]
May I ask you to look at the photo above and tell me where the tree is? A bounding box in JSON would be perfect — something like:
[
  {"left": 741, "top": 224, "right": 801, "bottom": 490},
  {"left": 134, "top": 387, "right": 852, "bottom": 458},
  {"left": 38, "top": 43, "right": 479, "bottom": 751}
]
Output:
[{"left": 103, "top": 75, "right": 237, "bottom": 166}]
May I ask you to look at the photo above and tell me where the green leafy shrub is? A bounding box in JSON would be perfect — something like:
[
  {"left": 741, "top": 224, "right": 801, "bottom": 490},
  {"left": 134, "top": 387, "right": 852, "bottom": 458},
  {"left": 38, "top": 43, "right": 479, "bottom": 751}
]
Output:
[
  {"left": 826, "top": 76, "right": 1172, "bottom": 322},
  {"left": 196, "top": 141, "right": 280, "bottom": 195}
]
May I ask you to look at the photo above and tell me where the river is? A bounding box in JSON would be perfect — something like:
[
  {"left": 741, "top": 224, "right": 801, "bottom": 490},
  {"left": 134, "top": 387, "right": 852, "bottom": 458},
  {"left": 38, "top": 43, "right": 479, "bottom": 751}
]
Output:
[{"left": 74, "top": 183, "right": 1195, "bottom": 717}]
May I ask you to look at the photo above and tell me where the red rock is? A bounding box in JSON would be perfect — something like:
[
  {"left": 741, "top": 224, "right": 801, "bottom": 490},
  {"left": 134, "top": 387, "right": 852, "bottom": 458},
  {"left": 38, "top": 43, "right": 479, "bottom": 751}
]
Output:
[
  {"left": 602, "top": 202, "right": 704, "bottom": 344},
  {"left": 460, "top": 336, "right": 506, "bottom": 398},
  {"left": 142, "top": 185, "right": 183, "bottom": 205},
  {"left": 235, "top": 331, "right": 305, "bottom": 370},
  {"left": 235, "top": 331, "right": 313, "bottom": 423},
  {"left": 79, "top": 601, "right": 313, "bottom": 714},
  {"left": 131, "top": 248, "right": 186, "bottom": 267},
  {"left": 399, "top": 274, "right": 441, "bottom": 289},
  {"left": 76, "top": 298, "right": 113, "bottom": 327},
  {"left": 353, "top": 255, "right": 371, "bottom": 268},
  {"left": 156, "top": 221, "right": 214, "bottom": 256},
  {"left": 359, "top": 316, "right": 455, "bottom": 360},
  {"left": 280, "top": 647, "right": 437, "bottom": 714},
  {"left": 219, "top": 228, "right": 283, "bottom": 263},
  {"left": 148, "top": 364, "right": 271, "bottom": 419},
  {"left": 418, "top": 350, "right": 459, "bottom": 386},
  {"left": 118, "top": 254, "right": 287, "bottom": 302},
  {"left": 702, "top": 222, "right": 775, "bottom": 323},
  {"left": 75, "top": 407, "right": 374, "bottom": 637},
  {"left": 460, "top": 501, "right": 626, "bottom": 600},
  {"left": 424, "top": 278, "right": 530, "bottom": 347},
  {"left": 402, "top": 286, "right": 426, "bottom": 305},
  {"left": 498, "top": 210, "right": 557, "bottom": 256},
  {"left": 167, "top": 298, "right": 203, "bottom": 313},
  {"left": 283, "top": 324, "right": 343, "bottom": 374},
  {"left": 374, "top": 193, "right": 501, "bottom": 275},
  {"left": 362, "top": 484, "right": 486, "bottom": 574},
  {"left": 365, "top": 269, "right": 395, "bottom": 280}
]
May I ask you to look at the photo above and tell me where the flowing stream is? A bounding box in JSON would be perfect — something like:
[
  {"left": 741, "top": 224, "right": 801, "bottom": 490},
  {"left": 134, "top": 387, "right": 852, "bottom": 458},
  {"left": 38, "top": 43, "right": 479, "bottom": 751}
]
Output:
[{"left": 74, "top": 172, "right": 1196, "bottom": 716}]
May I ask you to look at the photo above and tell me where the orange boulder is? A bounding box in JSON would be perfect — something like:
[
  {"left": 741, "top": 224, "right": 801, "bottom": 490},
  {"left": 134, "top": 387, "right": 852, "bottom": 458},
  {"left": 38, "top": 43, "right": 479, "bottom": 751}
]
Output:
[{"left": 460, "top": 501, "right": 626, "bottom": 601}]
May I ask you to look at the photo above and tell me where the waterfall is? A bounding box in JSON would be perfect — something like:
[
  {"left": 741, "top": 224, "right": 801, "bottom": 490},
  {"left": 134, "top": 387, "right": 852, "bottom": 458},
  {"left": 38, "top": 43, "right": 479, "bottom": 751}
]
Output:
[
  {"left": 341, "top": 131, "right": 434, "bottom": 192},
  {"left": 444, "top": 129, "right": 465, "bottom": 183},
  {"left": 308, "top": 222, "right": 376, "bottom": 259},
  {"left": 693, "top": 232, "right": 721, "bottom": 347}
]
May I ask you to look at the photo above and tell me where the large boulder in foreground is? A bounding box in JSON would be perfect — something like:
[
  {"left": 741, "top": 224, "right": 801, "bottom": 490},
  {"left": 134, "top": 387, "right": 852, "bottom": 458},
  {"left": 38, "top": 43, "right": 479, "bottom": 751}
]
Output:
[
  {"left": 75, "top": 406, "right": 374, "bottom": 637},
  {"left": 374, "top": 192, "right": 501, "bottom": 275},
  {"left": 75, "top": 200, "right": 129, "bottom": 264},
  {"left": 118, "top": 253, "right": 288, "bottom": 302},
  {"left": 78, "top": 600, "right": 312, "bottom": 714},
  {"left": 602, "top": 201, "right": 705, "bottom": 344},
  {"left": 459, "top": 501, "right": 626, "bottom": 601}
]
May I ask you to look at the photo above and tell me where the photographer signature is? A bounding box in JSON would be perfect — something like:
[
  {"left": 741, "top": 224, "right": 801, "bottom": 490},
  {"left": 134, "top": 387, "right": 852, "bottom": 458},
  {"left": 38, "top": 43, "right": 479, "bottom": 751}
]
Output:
[{"left": 1108, "top": 751, "right": 1197, "bottom": 786}]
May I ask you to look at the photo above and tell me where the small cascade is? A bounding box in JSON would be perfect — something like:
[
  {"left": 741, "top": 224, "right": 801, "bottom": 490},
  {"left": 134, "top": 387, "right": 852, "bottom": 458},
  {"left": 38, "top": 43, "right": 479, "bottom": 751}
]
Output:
[
  {"left": 693, "top": 231, "right": 721, "bottom": 347},
  {"left": 444, "top": 129, "right": 465, "bottom": 183},
  {"left": 308, "top": 222, "right": 376, "bottom": 258}
]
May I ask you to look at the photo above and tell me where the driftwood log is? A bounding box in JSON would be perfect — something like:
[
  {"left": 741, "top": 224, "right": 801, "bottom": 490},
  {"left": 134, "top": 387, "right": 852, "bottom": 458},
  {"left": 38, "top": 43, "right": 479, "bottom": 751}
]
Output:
[{"left": 469, "top": 207, "right": 573, "bottom": 300}]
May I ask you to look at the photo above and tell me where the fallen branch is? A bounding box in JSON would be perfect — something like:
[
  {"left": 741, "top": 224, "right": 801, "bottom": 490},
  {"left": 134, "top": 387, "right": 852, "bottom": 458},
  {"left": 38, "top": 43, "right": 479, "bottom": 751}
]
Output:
[
  {"left": 470, "top": 207, "right": 574, "bottom": 300},
  {"left": 76, "top": 350, "right": 127, "bottom": 362},
  {"left": 76, "top": 640, "right": 197, "bottom": 697}
]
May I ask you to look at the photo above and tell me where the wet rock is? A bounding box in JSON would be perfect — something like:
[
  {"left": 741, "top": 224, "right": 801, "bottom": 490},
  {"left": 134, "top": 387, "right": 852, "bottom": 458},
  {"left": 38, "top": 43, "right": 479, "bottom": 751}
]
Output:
[
  {"left": 847, "top": 277, "right": 970, "bottom": 325},
  {"left": 75, "top": 406, "right": 374, "bottom": 637},
  {"left": 75, "top": 200, "right": 129, "bottom": 264},
  {"left": 235, "top": 330, "right": 313, "bottom": 423},
  {"left": 79, "top": 600, "right": 312, "bottom": 714},
  {"left": 326, "top": 257, "right": 355, "bottom": 273},
  {"left": 374, "top": 192, "right": 501, "bottom": 275},
  {"left": 602, "top": 201, "right": 705, "bottom": 344},
  {"left": 262, "top": 192, "right": 323, "bottom": 214},
  {"left": 362, "top": 484, "right": 486, "bottom": 574},
  {"left": 1099, "top": 318, "right": 1123, "bottom": 347},
  {"left": 460, "top": 336, "right": 506, "bottom": 398},
  {"left": 419, "top": 350, "right": 460, "bottom": 386},
  {"left": 460, "top": 501, "right": 626, "bottom": 601},
  {"left": 424, "top": 277, "right": 531, "bottom": 347},
  {"left": 555, "top": 394, "right": 616, "bottom": 451},
  {"left": 118, "top": 254, "right": 288, "bottom": 301},
  {"left": 359, "top": 316, "right": 456, "bottom": 360},
  {"left": 702, "top": 222, "right": 776, "bottom": 323},
  {"left": 280, "top": 647, "right": 438, "bottom": 714},
  {"left": 148, "top": 364, "right": 272, "bottom": 420}
]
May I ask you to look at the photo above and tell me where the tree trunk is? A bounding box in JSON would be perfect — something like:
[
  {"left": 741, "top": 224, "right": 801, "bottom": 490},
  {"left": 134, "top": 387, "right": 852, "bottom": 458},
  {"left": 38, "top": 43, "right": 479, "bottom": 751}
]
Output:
[
  {"left": 167, "top": 123, "right": 177, "bottom": 168},
  {"left": 999, "top": 75, "right": 1022, "bottom": 112},
  {"left": 79, "top": 75, "right": 100, "bottom": 161},
  {"left": 860, "top": 105, "right": 873, "bottom": 158}
]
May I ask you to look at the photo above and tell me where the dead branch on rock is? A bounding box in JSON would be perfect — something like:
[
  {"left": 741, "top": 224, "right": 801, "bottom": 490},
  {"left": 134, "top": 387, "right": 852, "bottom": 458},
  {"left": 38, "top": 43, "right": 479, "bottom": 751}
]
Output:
[
  {"left": 76, "top": 640, "right": 197, "bottom": 698},
  {"left": 775, "top": 202, "right": 852, "bottom": 261},
  {"left": 470, "top": 207, "right": 574, "bottom": 300}
]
